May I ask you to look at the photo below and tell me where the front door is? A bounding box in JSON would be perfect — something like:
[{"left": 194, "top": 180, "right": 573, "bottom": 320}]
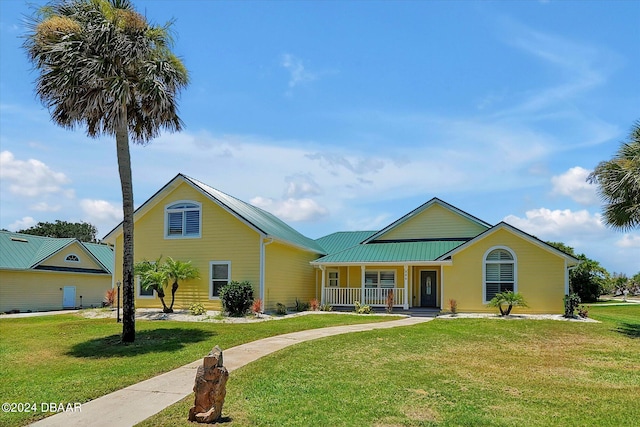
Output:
[
  {"left": 420, "top": 271, "right": 437, "bottom": 307},
  {"left": 63, "top": 286, "right": 76, "bottom": 308}
]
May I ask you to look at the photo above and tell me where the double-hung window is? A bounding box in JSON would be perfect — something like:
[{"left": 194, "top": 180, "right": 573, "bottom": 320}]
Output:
[
  {"left": 210, "top": 261, "right": 230, "bottom": 299},
  {"left": 328, "top": 270, "right": 339, "bottom": 287},
  {"left": 364, "top": 270, "right": 396, "bottom": 288},
  {"left": 484, "top": 247, "right": 516, "bottom": 302},
  {"left": 165, "top": 201, "right": 201, "bottom": 238}
]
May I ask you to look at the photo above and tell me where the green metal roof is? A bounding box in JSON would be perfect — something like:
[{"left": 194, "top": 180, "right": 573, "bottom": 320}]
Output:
[
  {"left": 315, "top": 231, "right": 377, "bottom": 254},
  {"left": 0, "top": 231, "right": 113, "bottom": 273},
  {"left": 185, "top": 175, "right": 326, "bottom": 254},
  {"left": 312, "top": 240, "right": 466, "bottom": 264}
]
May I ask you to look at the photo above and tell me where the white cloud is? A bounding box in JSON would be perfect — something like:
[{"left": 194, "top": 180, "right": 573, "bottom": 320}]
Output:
[
  {"left": 80, "top": 199, "right": 122, "bottom": 224},
  {"left": 616, "top": 234, "right": 640, "bottom": 249},
  {"left": 550, "top": 166, "right": 598, "bottom": 205},
  {"left": 0, "top": 151, "right": 72, "bottom": 197},
  {"left": 503, "top": 207, "right": 605, "bottom": 240},
  {"left": 30, "top": 202, "right": 61, "bottom": 212},
  {"left": 284, "top": 173, "right": 322, "bottom": 198},
  {"left": 251, "top": 196, "right": 328, "bottom": 222},
  {"left": 281, "top": 53, "right": 316, "bottom": 89},
  {"left": 8, "top": 216, "right": 36, "bottom": 231}
]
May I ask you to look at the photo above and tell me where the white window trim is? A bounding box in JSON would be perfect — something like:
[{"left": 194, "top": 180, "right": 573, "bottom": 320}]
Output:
[
  {"left": 164, "top": 200, "right": 202, "bottom": 239},
  {"left": 137, "top": 276, "right": 156, "bottom": 299},
  {"left": 65, "top": 253, "right": 80, "bottom": 263},
  {"left": 327, "top": 269, "right": 339, "bottom": 287},
  {"left": 482, "top": 246, "right": 517, "bottom": 304},
  {"left": 209, "top": 261, "right": 231, "bottom": 300},
  {"left": 364, "top": 270, "right": 397, "bottom": 288}
]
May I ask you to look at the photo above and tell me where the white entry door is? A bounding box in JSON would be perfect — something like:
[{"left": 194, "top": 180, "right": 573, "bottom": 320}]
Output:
[{"left": 63, "top": 286, "right": 76, "bottom": 308}]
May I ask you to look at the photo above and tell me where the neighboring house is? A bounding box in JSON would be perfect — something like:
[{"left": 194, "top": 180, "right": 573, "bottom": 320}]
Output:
[
  {"left": 102, "top": 174, "right": 326, "bottom": 312},
  {"left": 0, "top": 231, "right": 114, "bottom": 313},
  {"left": 313, "top": 198, "right": 580, "bottom": 314},
  {"left": 103, "top": 174, "right": 578, "bottom": 314}
]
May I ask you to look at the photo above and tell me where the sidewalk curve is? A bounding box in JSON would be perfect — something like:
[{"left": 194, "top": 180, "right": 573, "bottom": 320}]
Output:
[{"left": 30, "top": 316, "right": 432, "bottom": 427}]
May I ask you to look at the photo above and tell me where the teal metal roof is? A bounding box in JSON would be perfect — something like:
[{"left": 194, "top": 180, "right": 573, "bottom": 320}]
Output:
[
  {"left": 0, "top": 231, "right": 113, "bottom": 273},
  {"left": 315, "top": 231, "right": 377, "bottom": 254},
  {"left": 312, "top": 240, "right": 466, "bottom": 264},
  {"left": 185, "top": 175, "right": 326, "bottom": 254}
]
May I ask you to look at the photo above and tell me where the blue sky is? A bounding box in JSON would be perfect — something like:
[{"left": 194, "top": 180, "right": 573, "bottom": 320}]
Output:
[{"left": 1, "top": 0, "right": 638, "bottom": 275}]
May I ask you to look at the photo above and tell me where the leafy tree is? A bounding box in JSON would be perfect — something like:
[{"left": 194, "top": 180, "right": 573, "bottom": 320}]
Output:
[
  {"left": 19, "top": 220, "right": 97, "bottom": 242},
  {"left": 24, "top": 0, "right": 189, "bottom": 342},
  {"left": 547, "top": 242, "right": 610, "bottom": 303},
  {"left": 162, "top": 257, "right": 200, "bottom": 313},
  {"left": 587, "top": 120, "right": 640, "bottom": 230},
  {"left": 489, "top": 291, "right": 528, "bottom": 316}
]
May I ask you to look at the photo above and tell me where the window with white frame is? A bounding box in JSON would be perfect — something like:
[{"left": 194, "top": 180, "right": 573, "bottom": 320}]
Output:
[
  {"left": 364, "top": 270, "right": 396, "bottom": 288},
  {"left": 65, "top": 254, "right": 80, "bottom": 262},
  {"left": 137, "top": 276, "right": 155, "bottom": 298},
  {"left": 484, "top": 248, "right": 516, "bottom": 302},
  {"left": 165, "top": 201, "right": 201, "bottom": 238},
  {"left": 210, "top": 261, "right": 230, "bottom": 299},
  {"left": 328, "top": 270, "right": 339, "bottom": 287}
]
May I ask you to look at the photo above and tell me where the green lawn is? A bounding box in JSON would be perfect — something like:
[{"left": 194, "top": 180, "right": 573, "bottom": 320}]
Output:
[
  {"left": 0, "top": 312, "right": 399, "bottom": 427},
  {"left": 141, "top": 305, "right": 640, "bottom": 427}
]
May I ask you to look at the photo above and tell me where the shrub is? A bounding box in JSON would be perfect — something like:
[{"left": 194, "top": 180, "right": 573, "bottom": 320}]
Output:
[
  {"left": 188, "top": 302, "right": 206, "bottom": 316},
  {"left": 103, "top": 288, "right": 116, "bottom": 307},
  {"left": 578, "top": 305, "right": 589, "bottom": 319},
  {"left": 563, "top": 293, "right": 581, "bottom": 318},
  {"left": 219, "top": 281, "right": 254, "bottom": 317},
  {"left": 385, "top": 290, "right": 394, "bottom": 314},
  {"left": 320, "top": 303, "right": 333, "bottom": 312},
  {"left": 294, "top": 298, "right": 310, "bottom": 312},
  {"left": 252, "top": 298, "right": 262, "bottom": 315},
  {"left": 489, "top": 291, "right": 528, "bottom": 316},
  {"left": 448, "top": 298, "right": 458, "bottom": 314},
  {"left": 275, "top": 302, "right": 287, "bottom": 315},
  {"left": 309, "top": 298, "right": 320, "bottom": 311},
  {"left": 354, "top": 301, "right": 372, "bottom": 314}
]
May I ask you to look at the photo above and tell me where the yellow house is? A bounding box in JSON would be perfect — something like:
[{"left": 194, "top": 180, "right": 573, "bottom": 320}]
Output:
[
  {"left": 103, "top": 175, "right": 578, "bottom": 315},
  {"left": 102, "top": 174, "right": 326, "bottom": 312},
  {"left": 0, "top": 231, "right": 114, "bottom": 313},
  {"left": 312, "top": 198, "right": 580, "bottom": 314}
]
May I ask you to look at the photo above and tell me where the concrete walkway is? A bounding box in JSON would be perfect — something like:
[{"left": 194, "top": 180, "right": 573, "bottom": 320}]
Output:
[{"left": 31, "top": 316, "right": 432, "bottom": 427}]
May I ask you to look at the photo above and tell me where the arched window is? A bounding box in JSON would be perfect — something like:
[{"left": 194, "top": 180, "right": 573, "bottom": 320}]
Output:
[
  {"left": 165, "top": 201, "right": 201, "bottom": 238},
  {"left": 484, "top": 247, "right": 516, "bottom": 303},
  {"left": 65, "top": 254, "right": 80, "bottom": 262}
]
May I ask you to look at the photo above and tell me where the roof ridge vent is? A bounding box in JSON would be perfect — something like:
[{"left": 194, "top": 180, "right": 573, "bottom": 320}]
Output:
[{"left": 10, "top": 237, "right": 29, "bottom": 243}]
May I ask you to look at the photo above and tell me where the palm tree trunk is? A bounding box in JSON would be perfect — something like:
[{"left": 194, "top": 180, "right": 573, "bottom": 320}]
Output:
[
  {"left": 155, "top": 286, "right": 169, "bottom": 312},
  {"left": 116, "top": 117, "right": 136, "bottom": 343},
  {"left": 168, "top": 281, "right": 178, "bottom": 312}
]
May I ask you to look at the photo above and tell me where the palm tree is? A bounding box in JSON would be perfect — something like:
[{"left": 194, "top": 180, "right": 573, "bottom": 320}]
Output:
[
  {"left": 24, "top": 0, "right": 189, "bottom": 342},
  {"left": 134, "top": 258, "right": 170, "bottom": 312},
  {"left": 489, "top": 291, "right": 528, "bottom": 316},
  {"left": 162, "top": 257, "right": 200, "bottom": 313},
  {"left": 588, "top": 121, "right": 640, "bottom": 231}
]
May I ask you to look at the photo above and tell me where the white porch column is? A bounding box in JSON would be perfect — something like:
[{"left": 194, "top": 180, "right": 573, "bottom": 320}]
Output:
[
  {"left": 320, "top": 266, "right": 326, "bottom": 305},
  {"left": 361, "top": 265, "right": 366, "bottom": 304},
  {"left": 440, "top": 265, "right": 444, "bottom": 309},
  {"left": 403, "top": 265, "right": 409, "bottom": 309}
]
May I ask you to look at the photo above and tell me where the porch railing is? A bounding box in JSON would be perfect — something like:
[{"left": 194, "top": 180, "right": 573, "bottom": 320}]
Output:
[{"left": 323, "top": 287, "right": 404, "bottom": 307}]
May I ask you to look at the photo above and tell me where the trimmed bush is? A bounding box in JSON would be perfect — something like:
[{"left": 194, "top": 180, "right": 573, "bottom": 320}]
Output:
[
  {"left": 219, "top": 281, "right": 254, "bottom": 317},
  {"left": 188, "top": 302, "right": 206, "bottom": 316},
  {"left": 276, "top": 302, "right": 287, "bottom": 315}
]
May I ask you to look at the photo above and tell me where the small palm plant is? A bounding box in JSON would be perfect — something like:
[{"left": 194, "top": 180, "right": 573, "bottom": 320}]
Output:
[
  {"left": 162, "top": 257, "right": 200, "bottom": 313},
  {"left": 134, "top": 257, "right": 170, "bottom": 312},
  {"left": 489, "top": 291, "right": 528, "bottom": 316}
]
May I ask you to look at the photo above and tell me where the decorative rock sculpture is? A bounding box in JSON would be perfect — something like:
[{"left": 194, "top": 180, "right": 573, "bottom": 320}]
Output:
[{"left": 188, "top": 345, "right": 229, "bottom": 423}]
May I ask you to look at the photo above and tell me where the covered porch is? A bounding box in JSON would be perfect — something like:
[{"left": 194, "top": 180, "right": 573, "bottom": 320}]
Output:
[{"left": 315, "top": 263, "right": 449, "bottom": 309}]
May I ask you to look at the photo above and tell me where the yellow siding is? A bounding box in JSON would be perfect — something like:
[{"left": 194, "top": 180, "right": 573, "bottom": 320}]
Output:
[
  {"left": 39, "top": 242, "right": 104, "bottom": 270},
  {"left": 264, "top": 241, "right": 318, "bottom": 311},
  {"left": 0, "top": 270, "right": 110, "bottom": 312},
  {"left": 443, "top": 228, "right": 566, "bottom": 314},
  {"left": 112, "top": 181, "right": 261, "bottom": 312},
  {"left": 378, "top": 203, "right": 487, "bottom": 240}
]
